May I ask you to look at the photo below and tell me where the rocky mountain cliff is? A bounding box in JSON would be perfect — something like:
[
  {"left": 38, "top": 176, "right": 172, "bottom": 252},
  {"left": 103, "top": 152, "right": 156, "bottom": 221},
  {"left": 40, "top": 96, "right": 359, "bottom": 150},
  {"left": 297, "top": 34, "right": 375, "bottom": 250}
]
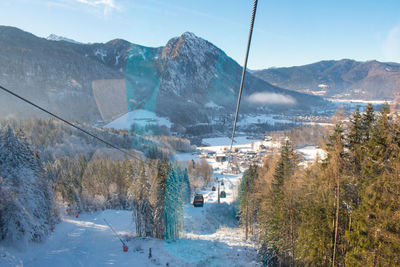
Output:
[
  {"left": 253, "top": 59, "right": 400, "bottom": 100},
  {"left": 0, "top": 26, "right": 327, "bottom": 132}
]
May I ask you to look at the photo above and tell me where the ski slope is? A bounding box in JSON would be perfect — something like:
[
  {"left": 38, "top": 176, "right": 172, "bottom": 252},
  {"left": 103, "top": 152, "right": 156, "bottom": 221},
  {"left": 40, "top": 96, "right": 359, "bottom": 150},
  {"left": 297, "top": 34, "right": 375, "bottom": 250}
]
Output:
[
  {"left": 1, "top": 208, "right": 259, "bottom": 266},
  {"left": 105, "top": 109, "right": 172, "bottom": 130}
]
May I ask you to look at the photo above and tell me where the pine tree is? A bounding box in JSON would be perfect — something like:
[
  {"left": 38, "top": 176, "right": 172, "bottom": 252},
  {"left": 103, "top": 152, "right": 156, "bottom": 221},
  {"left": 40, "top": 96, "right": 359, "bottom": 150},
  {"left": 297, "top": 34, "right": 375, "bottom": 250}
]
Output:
[
  {"left": 131, "top": 162, "right": 151, "bottom": 237},
  {"left": 346, "top": 104, "right": 400, "bottom": 265},
  {"left": 0, "top": 125, "right": 53, "bottom": 244},
  {"left": 296, "top": 162, "right": 333, "bottom": 266},
  {"left": 347, "top": 107, "right": 363, "bottom": 175},
  {"left": 150, "top": 159, "right": 169, "bottom": 239},
  {"left": 325, "top": 122, "right": 346, "bottom": 266},
  {"left": 361, "top": 103, "right": 375, "bottom": 143},
  {"left": 258, "top": 140, "right": 298, "bottom": 265},
  {"left": 238, "top": 164, "right": 258, "bottom": 240},
  {"left": 181, "top": 168, "right": 191, "bottom": 203},
  {"left": 296, "top": 122, "right": 351, "bottom": 266},
  {"left": 164, "top": 165, "right": 184, "bottom": 241}
]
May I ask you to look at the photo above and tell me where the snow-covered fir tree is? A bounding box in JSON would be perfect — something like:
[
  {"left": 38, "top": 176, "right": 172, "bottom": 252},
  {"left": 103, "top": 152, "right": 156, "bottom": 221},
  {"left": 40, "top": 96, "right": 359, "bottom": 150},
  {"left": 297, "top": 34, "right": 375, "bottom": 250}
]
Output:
[
  {"left": 131, "top": 162, "right": 153, "bottom": 237},
  {"left": 164, "top": 165, "right": 184, "bottom": 240},
  {"left": 0, "top": 125, "right": 53, "bottom": 245},
  {"left": 181, "top": 167, "right": 191, "bottom": 203}
]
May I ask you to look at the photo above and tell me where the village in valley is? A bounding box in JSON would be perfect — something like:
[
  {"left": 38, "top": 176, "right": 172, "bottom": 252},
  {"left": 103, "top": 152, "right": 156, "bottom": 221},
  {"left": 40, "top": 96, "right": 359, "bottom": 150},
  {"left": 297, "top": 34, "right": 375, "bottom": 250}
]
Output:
[{"left": 193, "top": 134, "right": 325, "bottom": 172}]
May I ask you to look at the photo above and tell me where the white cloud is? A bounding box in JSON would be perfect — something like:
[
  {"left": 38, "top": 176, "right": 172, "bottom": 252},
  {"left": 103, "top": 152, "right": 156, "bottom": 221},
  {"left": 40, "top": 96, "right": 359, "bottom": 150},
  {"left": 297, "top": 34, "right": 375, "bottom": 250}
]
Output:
[
  {"left": 383, "top": 23, "right": 400, "bottom": 62},
  {"left": 246, "top": 92, "right": 296, "bottom": 105},
  {"left": 75, "top": 0, "right": 120, "bottom": 15}
]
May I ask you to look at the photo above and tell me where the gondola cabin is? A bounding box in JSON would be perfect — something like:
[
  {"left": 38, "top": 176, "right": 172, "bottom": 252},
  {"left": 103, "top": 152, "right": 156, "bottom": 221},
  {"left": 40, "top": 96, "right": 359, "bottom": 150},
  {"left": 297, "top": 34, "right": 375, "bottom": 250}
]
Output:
[{"left": 193, "top": 193, "right": 204, "bottom": 207}]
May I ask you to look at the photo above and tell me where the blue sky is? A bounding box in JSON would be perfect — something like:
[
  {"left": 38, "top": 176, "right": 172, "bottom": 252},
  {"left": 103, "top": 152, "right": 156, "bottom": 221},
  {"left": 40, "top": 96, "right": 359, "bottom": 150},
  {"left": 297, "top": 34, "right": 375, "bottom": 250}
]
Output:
[{"left": 1, "top": 0, "right": 399, "bottom": 69}]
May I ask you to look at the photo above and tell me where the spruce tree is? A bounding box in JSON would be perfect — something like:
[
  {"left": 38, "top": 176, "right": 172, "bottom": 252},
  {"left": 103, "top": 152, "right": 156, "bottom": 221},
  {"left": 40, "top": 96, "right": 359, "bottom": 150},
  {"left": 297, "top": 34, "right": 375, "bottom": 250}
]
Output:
[
  {"left": 258, "top": 140, "right": 297, "bottom": 265},
  {"left": 361, "top": 103, "right": 375, "bottom": 142},
  {"left": 164, "top": 165, "right": 184, "bottom": 240},
  {"left": 347, "top": 107, "right": 363, "bottom": 175},
  {"left": 150, "top": 159, "right": 169, "bottom": 239},
  {"left": 238, "top": 164, "right": 258, "bottom": 239},
  {"left": 132, "top": 162, "right": 151, "bottom": 236},
  {"left": 346, "top": 104, "right": 400, "bottom": 265},
  {"left": 182, "top": 168, "right": 191, "bottom": 203},
  {"left": 0, "top": 125, "right": 53, "bottom": 244}
]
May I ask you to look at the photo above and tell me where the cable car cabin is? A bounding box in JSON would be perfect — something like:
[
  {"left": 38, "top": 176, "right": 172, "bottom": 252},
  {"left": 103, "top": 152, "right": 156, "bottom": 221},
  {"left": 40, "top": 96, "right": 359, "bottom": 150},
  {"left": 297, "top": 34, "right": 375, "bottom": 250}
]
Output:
[
  {"left": 212, "top": 186, "right": 216, "bottom": 191},
  {"left": 220, "top": 191, "right": 226, "bottom": 198},
  {"left": 221, "top": 180, "right": 224, "bottom": 186},
  {"left": 215, "top": 153, "right": 227, "bottom": 162},
  {"left": 193, "top": 194, "right": 204, "bottom": 207}
]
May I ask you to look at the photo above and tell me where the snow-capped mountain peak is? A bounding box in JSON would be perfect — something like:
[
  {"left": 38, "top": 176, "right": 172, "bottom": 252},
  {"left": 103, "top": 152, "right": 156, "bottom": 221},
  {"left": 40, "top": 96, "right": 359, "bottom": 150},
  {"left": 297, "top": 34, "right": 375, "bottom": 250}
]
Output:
[
  {"left": 46, "top": 34, "right": 82, "bottom": 44},
  {"left": 181, "top": 31, "right": 198, "bottom": 40}
]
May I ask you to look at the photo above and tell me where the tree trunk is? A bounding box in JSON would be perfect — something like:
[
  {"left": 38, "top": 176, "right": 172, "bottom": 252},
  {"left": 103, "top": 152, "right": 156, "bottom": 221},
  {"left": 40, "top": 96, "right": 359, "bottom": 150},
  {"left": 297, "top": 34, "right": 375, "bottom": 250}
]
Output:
[
  {"left": 332, "top": 180, "right": 340, "bottom": 267},
  {"left": 245, "top": 195, "right": 249, "bottom": 240},
  {"left": 245, "top": 176, "right": 249, "bottom": 240}
]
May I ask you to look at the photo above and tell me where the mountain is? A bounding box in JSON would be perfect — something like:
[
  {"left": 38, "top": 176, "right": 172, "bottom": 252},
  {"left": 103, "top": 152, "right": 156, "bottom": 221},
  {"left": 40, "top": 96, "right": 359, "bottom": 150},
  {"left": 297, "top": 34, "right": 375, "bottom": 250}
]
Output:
[
  {"left": 0, "top": 26, "right": 327, "bottom": 134},
  {"left": 0, "top": 26, "right": 130, "bottom": 122},
  {"left": 253, "top": 59, "right": 400, "bottom": 100}
]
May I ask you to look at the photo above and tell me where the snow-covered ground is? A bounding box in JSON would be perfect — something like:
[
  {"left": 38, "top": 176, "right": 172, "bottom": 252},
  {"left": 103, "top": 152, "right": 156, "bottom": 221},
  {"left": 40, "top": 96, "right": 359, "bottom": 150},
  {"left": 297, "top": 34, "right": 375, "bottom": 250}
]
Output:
[
  {"left": 237, "top": 114, "right": 293, "bottom": 126},
  {"left": 181, "top": 157, "right": 260, "bottom": 266},
  {"left": 202, "top": 136, "right": 258, "bottom": 147},
  {"left": 174, "top": 152, "right": 199, "bottom": 162},
  {"left": 295, "top": 145, "right": 327, "bottom": 165},
  {"left": 200, "top": 136, "right": 279, "bottom": 156},
  {"left": 1, "top": 206, "right": 259, "bottom": 266},
  {"left": 105, "top": 109, "right": 172, "bottom": 130},
  {"left": 1, "top": 210, "right": 138, "bottom": 267},
  {"left": 327, "top": 99, "right": 391, "bottom": 105}
]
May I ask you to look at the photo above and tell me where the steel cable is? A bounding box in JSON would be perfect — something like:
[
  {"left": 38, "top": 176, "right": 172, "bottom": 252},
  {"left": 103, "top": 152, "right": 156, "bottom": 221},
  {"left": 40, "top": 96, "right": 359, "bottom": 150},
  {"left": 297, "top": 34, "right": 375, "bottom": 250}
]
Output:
[
  {"left": 229, "top": 0, "right": 259, "bottom": 161},
  {"left": 0, "top": 84, "right": 141, "bottom": 160}
]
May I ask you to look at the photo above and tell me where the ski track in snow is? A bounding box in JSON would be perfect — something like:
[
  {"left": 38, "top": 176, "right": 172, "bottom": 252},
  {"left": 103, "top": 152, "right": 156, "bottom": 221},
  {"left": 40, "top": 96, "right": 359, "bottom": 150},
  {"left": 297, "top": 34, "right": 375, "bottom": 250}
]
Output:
[{"left": 1, "top": 141, "right": 263, "bottom": 267}]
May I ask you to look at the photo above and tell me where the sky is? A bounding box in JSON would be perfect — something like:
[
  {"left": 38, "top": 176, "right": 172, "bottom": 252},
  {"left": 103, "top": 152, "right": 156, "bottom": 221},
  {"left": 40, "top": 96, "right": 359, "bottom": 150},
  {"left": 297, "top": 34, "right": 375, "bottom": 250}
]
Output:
[{"left": 0, "top": 0, "right": 400, "bottom": 69}]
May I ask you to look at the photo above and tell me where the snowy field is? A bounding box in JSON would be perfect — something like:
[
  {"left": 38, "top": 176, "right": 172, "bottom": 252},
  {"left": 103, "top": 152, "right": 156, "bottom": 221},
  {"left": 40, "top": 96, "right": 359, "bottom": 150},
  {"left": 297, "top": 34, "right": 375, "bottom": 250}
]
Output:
[
  {"left": 202, "top": 136, "right": 259, "bottom": 146},
  {"left": 237, "top": 114, "right": 293, "bottom": 126},
  {"left": 295, "top": 145, "right": 327, "bottom": 165},
  {"left": 105, "top": 109, "right": 172, "bottom": 130},
  {"left": 174, "top": 152, "right": 199, "bottom": 163},
  {"left": 328, "top": 99, "right": 391, "bottom": 105}
]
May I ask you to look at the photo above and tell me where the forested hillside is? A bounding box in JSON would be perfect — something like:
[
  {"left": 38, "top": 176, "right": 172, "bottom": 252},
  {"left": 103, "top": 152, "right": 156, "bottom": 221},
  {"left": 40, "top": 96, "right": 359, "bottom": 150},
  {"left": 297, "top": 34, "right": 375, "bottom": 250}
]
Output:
[
  {"left": 0, "top": 118, "right": 194, "bottom": 162},
  {"left": 239, "top": 104, "right": 400, "bottom": 266},
  {"left": 0, "top": 120, "right": 213, "bottom": 245}
]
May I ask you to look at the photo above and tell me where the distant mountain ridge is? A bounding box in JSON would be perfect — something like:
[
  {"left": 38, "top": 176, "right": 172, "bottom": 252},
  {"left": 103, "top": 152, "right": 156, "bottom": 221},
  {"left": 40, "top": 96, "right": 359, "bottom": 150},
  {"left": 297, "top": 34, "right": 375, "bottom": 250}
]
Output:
[
  {"left": 0, "top": 26, "right": 327, "bottom": 133},
  {"left": 253, "top": 59, "right": 400, "bottom": 100}
]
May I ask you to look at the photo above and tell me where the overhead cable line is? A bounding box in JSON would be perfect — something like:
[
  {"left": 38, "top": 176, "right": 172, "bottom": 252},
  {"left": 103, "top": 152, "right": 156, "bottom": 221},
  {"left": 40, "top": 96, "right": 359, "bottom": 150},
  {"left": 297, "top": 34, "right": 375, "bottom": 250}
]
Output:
[
  {"left": 0, "top": 84, "right": 141, "bottom": 160},
  {"left": 229, "top": 0, "right": 259, "bottom": 160}
]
